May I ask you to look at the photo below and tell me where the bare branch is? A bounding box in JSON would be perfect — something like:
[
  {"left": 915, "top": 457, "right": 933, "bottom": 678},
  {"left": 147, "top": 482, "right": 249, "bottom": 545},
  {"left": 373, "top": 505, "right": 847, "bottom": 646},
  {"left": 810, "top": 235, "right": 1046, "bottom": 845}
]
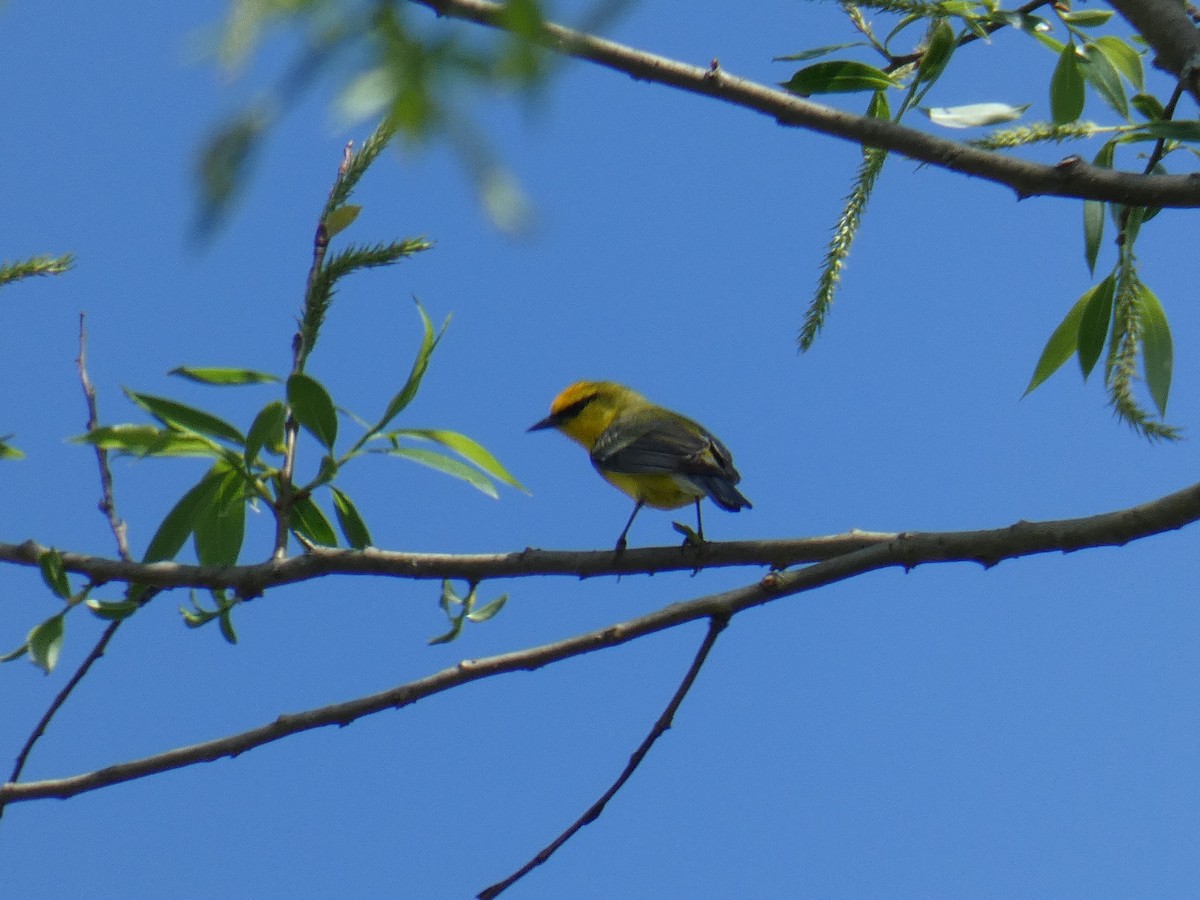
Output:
[
  {"left": 3, "top": 479, "right": 1200, "bottom": 806},
  {"left": 407, "top": 0, "right": 1200, "bottom": 207},
  {"left": 479, "top": 614, "right": 729, "bottom": 899}
]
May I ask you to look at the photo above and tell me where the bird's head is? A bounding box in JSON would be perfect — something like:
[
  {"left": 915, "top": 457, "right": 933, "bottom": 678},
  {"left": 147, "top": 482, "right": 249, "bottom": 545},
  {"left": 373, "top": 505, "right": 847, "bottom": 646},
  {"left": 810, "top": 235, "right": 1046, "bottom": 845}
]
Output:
[{"left": 528, "top": 381, "right": 644, "bottom": 448}]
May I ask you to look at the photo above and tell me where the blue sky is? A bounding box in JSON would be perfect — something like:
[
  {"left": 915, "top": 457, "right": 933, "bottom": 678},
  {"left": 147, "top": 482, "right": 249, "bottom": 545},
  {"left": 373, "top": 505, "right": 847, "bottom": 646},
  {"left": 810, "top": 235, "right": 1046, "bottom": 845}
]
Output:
[{"left": 3, "top": 2, "right": 1199, "bottom": 898}]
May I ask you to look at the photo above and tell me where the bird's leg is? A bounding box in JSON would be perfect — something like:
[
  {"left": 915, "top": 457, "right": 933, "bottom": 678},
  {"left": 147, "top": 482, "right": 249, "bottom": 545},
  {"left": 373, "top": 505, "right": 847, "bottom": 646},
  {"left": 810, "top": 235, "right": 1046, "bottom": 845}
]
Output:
[
  {"left": 672, "top": 499, "right": 705, "bottom": 548},
  {"left": 695, "top": 498, "right": 705, "bottom": 542},
  {"left": 615, "top": 499, "right": 644, "bottom": 553}
]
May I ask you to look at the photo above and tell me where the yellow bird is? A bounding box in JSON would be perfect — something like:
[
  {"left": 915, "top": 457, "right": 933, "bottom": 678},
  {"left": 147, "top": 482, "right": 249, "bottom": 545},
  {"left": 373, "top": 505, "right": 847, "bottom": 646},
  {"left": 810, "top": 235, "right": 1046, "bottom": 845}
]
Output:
[{"left": 529, "top": 381, "right": 751, "bottom": 550}]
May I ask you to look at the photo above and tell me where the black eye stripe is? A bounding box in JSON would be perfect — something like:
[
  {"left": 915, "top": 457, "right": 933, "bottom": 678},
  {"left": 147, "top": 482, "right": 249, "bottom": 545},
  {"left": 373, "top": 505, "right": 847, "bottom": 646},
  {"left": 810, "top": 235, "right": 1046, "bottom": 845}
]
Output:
[{"left": 555, "top": 394, "right": 596, "bottom": 421}]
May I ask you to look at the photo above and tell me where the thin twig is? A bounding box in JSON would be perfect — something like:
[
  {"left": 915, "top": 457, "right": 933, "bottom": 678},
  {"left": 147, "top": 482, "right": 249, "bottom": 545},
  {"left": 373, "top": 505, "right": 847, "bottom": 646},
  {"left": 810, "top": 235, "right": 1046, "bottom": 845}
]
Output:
[{"left": 478, "top": 614, "right": 729, "bottom": 900}]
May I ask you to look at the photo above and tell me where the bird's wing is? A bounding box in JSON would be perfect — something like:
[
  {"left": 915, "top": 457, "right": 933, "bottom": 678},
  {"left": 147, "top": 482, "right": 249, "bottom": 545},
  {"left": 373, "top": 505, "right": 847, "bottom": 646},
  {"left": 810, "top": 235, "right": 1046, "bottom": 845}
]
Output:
[{"left": 591, "top": 409, "right": 740, "bottom": 482}]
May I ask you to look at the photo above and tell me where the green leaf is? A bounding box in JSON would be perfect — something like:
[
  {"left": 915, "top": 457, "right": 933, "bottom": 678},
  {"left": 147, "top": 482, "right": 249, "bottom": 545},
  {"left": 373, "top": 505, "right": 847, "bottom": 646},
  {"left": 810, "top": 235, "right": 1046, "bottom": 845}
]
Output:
[
  {"left": 1128, "top": 120, "right": 1200, "bottom": 142},
  {"left": 780, "top": 60, "right": 896, "bottom": 97},
  {"left": 1137, "top": 282, "right": 1173, "bottom": 417},
  {"left": 1130, "top": 93, "right": 1165, "bottom": 121},
  {"left": 1050, "top": 43, "right": 1086, "bottom": 124},
  {"left": 28, "top": 614, "right": 65, "bottom": 674},
  {"left": 466, "top": 594, "right": 507, "bottom": 623},
  {"left": 0, "top": 438, "right": 23, "bottom": 460},
  {"left": 916, "top": 18, "right": 956, "bottom": 86},
  {"left": 394, "top": 429, "right": 527, "bottom": 491},
  {"left": 290, "top": 494, "right": 339, "bottom": 547},
  {"left": 1080, "top": 42, "right": 1128, "bottom": 119},
  {"left": 0, "top": 643, "right": 28, "bottom": 663},
  {"left": 142, "top": 466, "right": 229, "bottom": 563},
  {"left": 330, "top": 486, "right": 373, "bottom": 549},
  {"left": 85, "top": 598, "right": 140, "bottom": 621},
  {"left": 1092, "top": 36, "right": 1144, "bottom": 91},
  {"left": 192, "top": 468, "right": 247, "bottom": 567},
  {"left": 1083, "top": 142, "right": 1113, "bottom": 275},
  {"left": 1077, "top": 275, "right": 1116, "bottom": 379},
  {"left": 245, "top": 400, "right": 287, "bottom": 465},
  {"left": 427, "top": 617, "right": 465, "bottom": 645},
  {"left": 169, "top": 367, "right": 280, "bottom": 386},
  {"left": 1023, "top": 285, "right": 1095, "bottom": 395},
  {"left": 323, "top": 204, "right": 362, "bottom": 239},
  {"left": 38, "top": 549, "right": 71, "bottom": 600},
  {"left": 923, "top": 102, "right": 1029, "bottom": 128},
  {"left": 386, "top": 447, "right": 500, "bottom": 499},
  {"left": 373, "top": 300, "right": 446, "bottom": 433},
  {"left": 773, "top": 42, "right": 866, "bottom": 63},
  {"left": 287, "top": 373, "right": 338, "bottom": 450},
  {"left": 218, "top": 606, "right": 239, "bottom": 645},
  {"left": 1061, "top": 9, "right": 1114, "bottom": 26},
  {"left": 74, "top": 424, "right": 215, "bottom": 458},
  {"left": 440, "top": 579, "right": 463, "bottom": 612},
  {"left": 866, "top": 89, "right": 890, "bottom": 121},
  {"left": 125, "top": 390, "right": 246, "bottom": 445}
]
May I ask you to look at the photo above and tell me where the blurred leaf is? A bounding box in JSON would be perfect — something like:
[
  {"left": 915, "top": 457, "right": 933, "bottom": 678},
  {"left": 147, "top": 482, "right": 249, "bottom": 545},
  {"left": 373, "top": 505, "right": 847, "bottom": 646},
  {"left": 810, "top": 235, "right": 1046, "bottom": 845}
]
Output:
[
  {"left": 373, "top": 300, "right": 446, "bottom": 432},
  {"left": 780, "top": 61, "right": 896, "bottom": 96},
  {"left": 85, "top": 598, "right": 140, "bottom": 621},
  {"left": 197, "top": 107, "right": 271, "bottom": 235},
  {"left": 440, "top": 579, "right": 463, "bottom": 612},
  {"left": 142, "top": 467, "right": 229, "bottom": 563},
  {"left": 428, "top": 617, "right": 465, "bottom": 645},
  {"left": 1061, "top": 9, "right": 1114, "bottom": 26},
  {"left": 466, "top": 594, "right": 507, "bottom": 623},
  {"left": 1083, "top": 143, "right": 1113, "bottom": 275},
  {"left": 1077, "top": 274, "right": 1116, "bottom": 379},
  {"left": 125, "top": 390, "right": 246, "bottom": 445},
  {"left": 1130, "top": 93, "right": 1165, "bottom": 121},
  {"left": 0, "top": 252, "right": 74, "bottom": 289},
  {"left": 287, "top": 373, "right": 338, "bottom": 450},
  {"left": 74, "top": 424, "right": 215, "bottom": 458},
  {"left": 1129, "top": 120, "right": 1200, "bottom": 142},
  {"left": 1024, "top": 284, "right": 1094, "bottom": 395},
  {"left": 1080, "top": 43, "right": 1128, "bottom": 119},
  {"left": 1137, "top": 282, "right": 1173, "bottom": 417},
  {"left": 1050, "top": 43, "right": 1085, "bottom": 124},
  {"left": 394, "top": 429, "right": 527, "bottom": 491},
  {"left": 923, "top": 102, "right": 1029, "bottom": 128},
  {"left": 28, "top": 614, "right": 65, "bottom": 674},
  {"left": 193, "top": 468, "right": 247, "bottom": 567},
  {"left": 218, "top": 605, "right": 239, "bottom": 645},
  {"left": 169, "top": 366, "right": 280, "bottom": 386},
  {"left": 916, "top": 18, "right": 956, "bottom": 85},
  {"left": 38, "top": 549, "right": 71, "bottom": 600},
  {"left": 245, "top": 400, "right": 287, "bottom": 464},
  {"left": 0, "top": 643, "right": 28, "bottom": 663},
  {"left": 330, "top": 486, "right": 373, "bottom": 549},
  {"left": 774, "top": 42, "right": 866, "bottom": 62},
  {"left": 0, "top": 437, "right": 22, "bottom": 460},
  {"left": 1092, "top": 35, "right": 1144, "bottom": 91},
  {"left": 323, "top": 204, "right": 362, "bottom": 239},
  {"left": 291, "top": 494, "right": 339, "bottom": 547},
  {"left": 386, "top": 447, "right": 499, "bottom": 498}
]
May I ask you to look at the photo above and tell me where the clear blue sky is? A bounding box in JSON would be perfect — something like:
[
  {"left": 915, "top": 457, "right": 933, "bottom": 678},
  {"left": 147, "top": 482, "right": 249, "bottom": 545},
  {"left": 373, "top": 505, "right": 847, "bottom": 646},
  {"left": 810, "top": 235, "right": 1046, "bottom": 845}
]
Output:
[{"left": 3, "top": 2, "right": 1199, "bottom": 898}]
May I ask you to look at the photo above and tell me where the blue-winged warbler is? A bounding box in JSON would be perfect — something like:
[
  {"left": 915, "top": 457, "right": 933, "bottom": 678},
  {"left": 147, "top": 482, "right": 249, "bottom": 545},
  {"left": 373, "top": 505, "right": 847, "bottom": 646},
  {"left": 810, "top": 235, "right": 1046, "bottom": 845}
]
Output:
[{"left": 529, "top": 381, "right": 751, "bottom": 550}]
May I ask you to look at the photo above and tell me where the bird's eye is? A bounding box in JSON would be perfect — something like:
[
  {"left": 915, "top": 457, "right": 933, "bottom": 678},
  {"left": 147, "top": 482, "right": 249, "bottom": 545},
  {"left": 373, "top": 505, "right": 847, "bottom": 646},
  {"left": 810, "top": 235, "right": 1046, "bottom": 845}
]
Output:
[{"left": 555, "top": 395, "right": 596, "bottom": 421}]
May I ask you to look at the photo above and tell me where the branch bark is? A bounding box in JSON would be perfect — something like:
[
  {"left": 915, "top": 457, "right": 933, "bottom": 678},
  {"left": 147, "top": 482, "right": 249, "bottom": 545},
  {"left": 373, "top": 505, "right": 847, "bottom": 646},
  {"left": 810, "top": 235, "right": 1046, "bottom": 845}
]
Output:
[
  {"left": 407, "top": 0, "right": 1200, "bottom": 207},
  {"left": 3, "top": 478, "right": 1199, "bottom": 806}
]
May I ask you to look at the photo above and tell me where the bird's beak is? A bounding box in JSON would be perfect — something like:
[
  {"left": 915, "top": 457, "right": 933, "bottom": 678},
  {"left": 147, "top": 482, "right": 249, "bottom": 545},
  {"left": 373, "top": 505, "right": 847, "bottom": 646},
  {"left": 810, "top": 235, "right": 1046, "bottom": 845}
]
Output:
[{"left": 527, "top": 414, "right": 561, "bottom": 433}]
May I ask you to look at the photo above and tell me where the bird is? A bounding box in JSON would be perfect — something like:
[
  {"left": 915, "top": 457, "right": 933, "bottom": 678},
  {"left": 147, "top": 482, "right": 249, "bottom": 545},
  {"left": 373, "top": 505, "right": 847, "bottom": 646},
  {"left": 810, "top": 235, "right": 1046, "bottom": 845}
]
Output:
[{"left": 528, "top": 381, "right": 751, "bottom": 551}]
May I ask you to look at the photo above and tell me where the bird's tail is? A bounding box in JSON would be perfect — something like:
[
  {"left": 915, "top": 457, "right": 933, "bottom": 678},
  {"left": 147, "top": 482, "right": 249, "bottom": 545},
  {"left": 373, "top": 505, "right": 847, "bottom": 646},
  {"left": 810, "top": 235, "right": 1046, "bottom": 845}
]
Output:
[{"left": 697, "top": 477, "right": 752, "bottom": 512}]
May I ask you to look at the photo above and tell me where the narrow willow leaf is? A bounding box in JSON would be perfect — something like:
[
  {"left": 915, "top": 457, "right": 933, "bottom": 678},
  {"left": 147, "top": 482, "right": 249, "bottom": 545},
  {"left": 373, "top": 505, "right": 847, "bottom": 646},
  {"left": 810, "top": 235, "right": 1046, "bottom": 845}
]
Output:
[
  {"left": 1061, "top": 9, "right": 1114, "bottom": 26},
  {"left": 1077, "top": 275, "right": 1116, "bottom": 379},
  {"left": 1050, "top": 43, "right": 1086, "bottom": 124},
  {"left": 74, "top": 424, "right": 215, "bottom": 458},
  {"left": 387, "top": 447, "right": 500, "bottom": 498},
  {"left": 192, "top": 468, "right": 247, "bottom": 567},
  {"left": 0, "top": 439, "right": 23, "bottom": 460},
  {"left": 1137, "top": 283, "right": 1173, "bottom": 416},
  {"left": 28, "top": 614, "right": 65, "bottom": 674},
  {"left": 0, "top": 643, "right": 28, "bottom": 663},
  {"left": 1080, "top": 43, "right": 1129, "bottom": 119},
  {"left": 1131, "top": 93, "right": 1165, "bottom": 121},
  {"left": 1093, "top": 35, "right": 1144, "bottom": 91},
  {"left": 245, "top": 400, "right": 287, "bottom": 464},
  {"left": 85, "top": 598, "right": 140, "bottom": 621},
  {"left": 142, "top": 466, "right": 229, "bottom": 563},
  {"left": 773, "top": 42, "right": 866, "bottom": 63},
  {"left": 323, "top": 204, "right": 362, "bottom": 239},
  {"left": 916, "top": 18, "right": 956, "bottom": 85},
  {"left": 394, "top": 429, "right": 527, "bottom": 491},
  {"left": 169, "top": 367, "right": 280, "bottom": 386},
  {"left": 1129, "top": 120, "right": 1200, "bottom": 142},
  {"left": 38, "top": 550, "right": 71, "bottom": 600},
  {"left": 1083, "top": 199, "right": 1104, "bottom": 274},
  {"left": 287, "top": 372, "right": 338, "bottom": 450},
  {"left": 375, "top": 300, "right": 446, "bottom": 431},
  {"left": 330, "top": 486, "right": 373, "bottom": 549},
  {"left": 125, "top": 390, "right": 246, "bottom": 445},
  {"left": 428, "top": 616, "right": 465, "bottom": 645},
  {"left": 218, "top": 605, "right": 239, "bottom": 645},
  {"left": 466, "top": 594, "right": 507, "bottom": 623},
  {"left": 923, "top": 102, "right": 1028, "bottom": 128},
  {"left": 866, "top": 89, "right": 890, "bottom": 121},
  {"left": 1023, "top": 285, "right": 1095, "bottom": 395},
  {"left": 780, "top": 60, "right": 896, "bottom": 96},
  {"left": 290, "top": 494, "right": 339, "bottom": 547}
]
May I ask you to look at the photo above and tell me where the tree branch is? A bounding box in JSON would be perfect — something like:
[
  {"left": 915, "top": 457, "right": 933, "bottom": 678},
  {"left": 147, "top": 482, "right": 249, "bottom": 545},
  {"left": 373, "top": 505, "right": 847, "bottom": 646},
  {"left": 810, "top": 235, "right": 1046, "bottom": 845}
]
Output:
[
  {"left": 1107, "top": 0, "right": 1200, "bottom": 102},
  {"left": 407, "top": 0, "right": 1200, "bottom": 207},
  {"left": 478, "top": 614, "right": 729, "bottom": 900},
  {"left": 3, "top": 478, "right": 1200, "bottom": 806}
]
